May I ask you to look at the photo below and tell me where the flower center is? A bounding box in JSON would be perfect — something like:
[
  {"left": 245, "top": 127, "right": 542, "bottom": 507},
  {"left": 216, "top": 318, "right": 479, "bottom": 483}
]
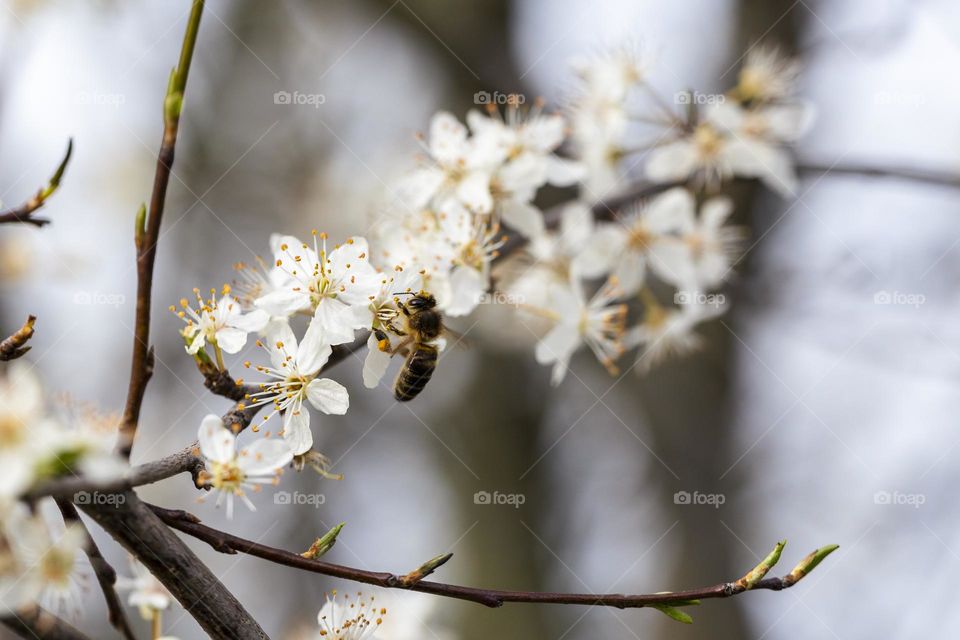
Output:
[
  {"left": 210, "top": 460, "right": 245, "bottom": 493},
  {"left": 694, "top": 123, "right": 723, "bottom": 159},
  {"left": 627, "top": 225, "right": 654, "bottom": 251},
  {"left": 39, "top": 547, "right": 75, "bottom": 587},
  {"left": 0, "top": 415, "right": 25, "bottom": 448}
]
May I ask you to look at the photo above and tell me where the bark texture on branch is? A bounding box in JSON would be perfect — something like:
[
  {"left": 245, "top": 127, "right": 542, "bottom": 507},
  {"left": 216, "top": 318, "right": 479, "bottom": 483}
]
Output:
[{"left": 81, "top": 491, "right": 268, "bottom": 639}]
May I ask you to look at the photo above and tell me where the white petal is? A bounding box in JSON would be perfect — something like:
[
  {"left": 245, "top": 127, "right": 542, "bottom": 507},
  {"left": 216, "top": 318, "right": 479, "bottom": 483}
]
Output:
[
  {"left": 648, "top": 240, "right": 696, "bottom": 288},
  {"left": 535, "top": 323, "right": 580, "bottom": 366},
  {"left": 296, "top": 321, "right": 333, "bottom": 375},
  {"left": 455, "top": 171, "right": 493, "bottom": 214},
  {"left": 310, "top": 299, "right": 360, "bottom": 346},
  {"left": 645, "top": 187, "right": 696, "bottom": 234},
  {"left": 700, "top": 196, "right": 734, "bottom": 229},
  {"left": 363, "top": 333, "right": 392, "bottom": 389},
  {"left": 646, "top": 141, "right": 699, "bottom": 182},
  {"left": 198, "top": 415, "right": 235, "bottom": 463},
  {"left": 444, "top": 266, "right": 486, "bottom": 316},
  {"left": 305, "top": 378, "right": 350, "bottom": 415},
  {"left": 612, "top": 250, "right": 646, "bottom": 296},
  {"left": 215, "top": 327, "right": 248, "bottom": 354},
  {"left": 572, "top": 225, "right": 626, "bottom": 279},
  {"left": 237, "top": 438, "right": 293, "bottom": 475},
  {"left": 429, "top": 111, "right": 468, "bottom": 164},
  {"left": 232, "top": 309, "right": 270, "bottom": 333},
  {"left": 499, "top": 199, "right": 545, "bottom": 238},
  {"left": 546, "top": 156, "right": 586, "bottom": 186},
  {"left": 396, "top": 167, "right": 445, "bottom": 210},
  {"left": 704, "top": 101, "right": 746, "bottom": 132},
  {"left": 255, "top": 289, "right": 309, "bottom": 317},
  {"left": 282, "top": 406, "right": 312, "bottom": 455}
]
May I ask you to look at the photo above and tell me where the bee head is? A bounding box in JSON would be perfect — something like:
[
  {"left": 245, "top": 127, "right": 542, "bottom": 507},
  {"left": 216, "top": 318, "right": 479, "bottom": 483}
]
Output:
[{"left": 395, "top": 290, "right": 437, "bottom": 310}]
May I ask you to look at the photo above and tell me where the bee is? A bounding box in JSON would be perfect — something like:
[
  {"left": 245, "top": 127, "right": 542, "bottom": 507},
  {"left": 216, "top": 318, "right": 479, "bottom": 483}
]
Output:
[{"left": 375, "top": 291, "right": 448, "bottom": 402}]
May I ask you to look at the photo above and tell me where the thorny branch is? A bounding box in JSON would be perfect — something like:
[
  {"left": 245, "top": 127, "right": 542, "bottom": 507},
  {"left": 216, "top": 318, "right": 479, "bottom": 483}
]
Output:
[
  {"left": 150, "top": 504, "right": 837, "bottom": 612},
  {"left": 0, "top": 139, "right": 73, "bottom": 228},
  {"left": 118, "top": 0, "right": 205, "bottom": 459},
  {"left": 0, "top": 315, "right": 36, "bottom": 361}
]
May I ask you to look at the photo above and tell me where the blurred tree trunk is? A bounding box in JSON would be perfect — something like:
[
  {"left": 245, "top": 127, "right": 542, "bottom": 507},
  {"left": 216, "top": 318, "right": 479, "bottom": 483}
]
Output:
[{"left": 637, "top": 2, "right": 804, "bottom": 638}]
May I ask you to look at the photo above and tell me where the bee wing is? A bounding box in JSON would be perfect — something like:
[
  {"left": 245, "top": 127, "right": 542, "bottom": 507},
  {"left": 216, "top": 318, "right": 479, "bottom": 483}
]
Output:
[{"left": 441, "top": 325, "right": 471, "bottom": 350}]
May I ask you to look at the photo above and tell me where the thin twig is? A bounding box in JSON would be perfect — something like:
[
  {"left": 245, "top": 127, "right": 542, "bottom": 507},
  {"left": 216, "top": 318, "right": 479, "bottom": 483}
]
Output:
[
  {"left": 149, "top": 504, "right": 834, "bottom": 611},
  {"left": 797, "top": 161, "right": 960, "bottom": 190},
  {"left": 1, "top": 605, "right": 91, "bottom": 640},
  {"left": 54, "top": 499, "right": 136, "bottom": 640},
  {"left": 0, "top": 139, "right": 73, "bottom": 228},
  {"left": 118, "top": 0, "right": 205, "bottom": 458},
  {"left": 0, "top": 315, "right": 36, "bottom": 361}
]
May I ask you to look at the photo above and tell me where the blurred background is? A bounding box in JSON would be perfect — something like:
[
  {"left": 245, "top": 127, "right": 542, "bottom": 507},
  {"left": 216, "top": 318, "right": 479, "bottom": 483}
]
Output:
[{"left": 1, "top": 0, "right": 959, "bottom": 638}]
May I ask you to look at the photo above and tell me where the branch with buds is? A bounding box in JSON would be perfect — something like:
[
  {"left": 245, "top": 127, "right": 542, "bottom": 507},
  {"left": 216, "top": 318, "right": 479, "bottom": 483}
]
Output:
[
  {"left": 0, "top": 139, "right": 73, "bottom": 227},
  {"left": 0, "top": 315, "right": 36, "bottom": 361}
]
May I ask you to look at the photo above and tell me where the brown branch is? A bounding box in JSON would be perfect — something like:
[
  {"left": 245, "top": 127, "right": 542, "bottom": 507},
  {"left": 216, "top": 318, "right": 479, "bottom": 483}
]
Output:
[
  {"left": 0, "top": 139, "right": 73, "bottom": 228},
  {"left": 0, "top": 315, "right": 36, "bottom": 361},
  {"left": 119, "top": 0, "right": 205, "bottom": 459},
  {"left": 797, "top": 161, "right": 960, "bottom": 190},
  {"left": 54, "top": 499, "right": 136, "bottom": 640},
  {"left": 1, "top": 605, "right": 91, "bottom": 640},
  {"left": 150, "top": 504, "right": 835, "bottom": 612},
  {"left": 80, "top": 491, "right": 268, "bottom": 639}
]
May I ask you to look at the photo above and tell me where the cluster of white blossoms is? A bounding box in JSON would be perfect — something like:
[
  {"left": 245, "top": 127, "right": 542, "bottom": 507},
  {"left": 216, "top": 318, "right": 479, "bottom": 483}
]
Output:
[
  {"left": 171, "top": 44, "right": 810, "bottom": 493},
  {"left": 0, "top": 363, "right": 129, "bottom": 614}
]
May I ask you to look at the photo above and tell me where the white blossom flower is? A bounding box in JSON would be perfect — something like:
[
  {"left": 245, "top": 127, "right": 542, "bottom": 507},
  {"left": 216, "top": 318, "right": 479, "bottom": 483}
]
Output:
[
  {"left": 642, "top": 194, "right": 745, "bottom": 291},
  {"left": 244, "top": 323, "right": 349, "bottom": 455},
  {"left": 646, "top": 100, "right": 813, "bottom": 197},
  {"left": 197, "top": 415, "right": 293, "bottom": 518},
  {"left": 256, "top": 232, "right": 380, "bottom": 346},
  {"left": 5, "top": 511, "right": 89, "bottom": 615},
  {"left": 534, "top": 277, "right": 627, "bottom": 385},
  {"left": 466, "top": 105, "right": 583, "bottom": 237},
  {"left": 626, "top": 300, "right": 724, "bottom": 372},
  {"left": 437, "top": 203, "right": 506, "bottom": 317},
  {"left": 575, "top": 188, "right": 697, "bottom": 295},
  {"left": 116, "top": 557, "right": 171, "bottom": 620},
  {"left": 316, "top": 591, "right": 385, "bottom": 640},
  {"left": 568, "top": 46, "right": 647, "bottom": 196},
  {"left": 397, "top": 111, "right": 504, "bottom": 215},
  {"left": 31, "top": 406, "right": 128, "bottom": 486},
  {"left": 497, "top": 201, "right": 594, "bottom": 309},
  {"left": 173, "top": 287, "right": 268, "bottom": 357},
  {"left": 732, "top": 46, "right": 802, "bottom": 104},
  {"left": 0, "top": 362, "right": 47, "bottom": 498}
]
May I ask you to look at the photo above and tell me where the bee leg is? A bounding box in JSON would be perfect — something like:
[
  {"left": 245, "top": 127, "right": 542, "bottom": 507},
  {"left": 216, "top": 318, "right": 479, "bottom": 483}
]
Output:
[
  {"left": 384, "top": 321, "right": 407, "bottom": 337},
  {"left": 397, "top": 301, "right": 411, "bottom": 317},
  {"left": 373, "top": 329, "right": 391, "bottom": 352},
  {"left": 389, "top": 336, "right": 414, "bottom": 356}
]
